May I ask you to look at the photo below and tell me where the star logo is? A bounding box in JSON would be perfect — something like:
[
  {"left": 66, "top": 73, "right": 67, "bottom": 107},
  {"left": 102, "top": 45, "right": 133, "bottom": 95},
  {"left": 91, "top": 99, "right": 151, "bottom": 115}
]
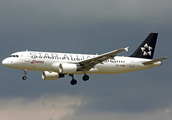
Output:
[{"left": 141, "top": 43, "right": 153, "bottom": 56}]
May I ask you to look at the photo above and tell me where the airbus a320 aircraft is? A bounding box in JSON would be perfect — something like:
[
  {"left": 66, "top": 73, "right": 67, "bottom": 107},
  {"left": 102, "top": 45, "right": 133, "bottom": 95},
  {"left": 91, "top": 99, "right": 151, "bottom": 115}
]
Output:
[{"left": 2, "top": 33, "right": 168, "bottom": 85}]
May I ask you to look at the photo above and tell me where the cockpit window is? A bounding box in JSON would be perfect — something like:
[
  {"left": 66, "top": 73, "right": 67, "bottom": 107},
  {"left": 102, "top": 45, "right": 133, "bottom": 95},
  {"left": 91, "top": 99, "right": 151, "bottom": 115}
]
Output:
[
  {"left": 9, "top": 55, "right": 19, "bottom": 57},
  {"left": 9, "top": 55, "right": 14, "bottom": 57}
]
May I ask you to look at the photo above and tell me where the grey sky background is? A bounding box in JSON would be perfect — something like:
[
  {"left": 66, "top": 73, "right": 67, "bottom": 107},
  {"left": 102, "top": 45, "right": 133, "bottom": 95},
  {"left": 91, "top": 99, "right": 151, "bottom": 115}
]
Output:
[{"left": 0, "top": 0, "right": 172, "bottom": 120}]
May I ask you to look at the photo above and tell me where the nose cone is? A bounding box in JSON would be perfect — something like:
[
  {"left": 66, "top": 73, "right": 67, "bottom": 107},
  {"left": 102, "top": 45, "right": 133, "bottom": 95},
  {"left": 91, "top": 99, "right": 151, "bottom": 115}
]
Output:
[
  {"left": 2, "top": 58, "right": 10, "bottom": 67},
  {"left": 2, "top": 58, "right": 18, "bottom": 68}
]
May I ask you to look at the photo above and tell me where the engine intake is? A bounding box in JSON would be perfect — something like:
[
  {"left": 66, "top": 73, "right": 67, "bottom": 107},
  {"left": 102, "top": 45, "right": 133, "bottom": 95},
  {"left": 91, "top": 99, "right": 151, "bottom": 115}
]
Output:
[{"left": 42, "top": 71, "right": 64, "bottom": 80}]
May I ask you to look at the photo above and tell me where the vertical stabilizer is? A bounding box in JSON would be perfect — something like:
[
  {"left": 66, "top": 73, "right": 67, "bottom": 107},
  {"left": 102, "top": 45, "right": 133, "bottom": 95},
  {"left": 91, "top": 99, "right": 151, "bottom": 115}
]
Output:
[{"left": 130, "top": 33, "right": 158, "bottom": 59}]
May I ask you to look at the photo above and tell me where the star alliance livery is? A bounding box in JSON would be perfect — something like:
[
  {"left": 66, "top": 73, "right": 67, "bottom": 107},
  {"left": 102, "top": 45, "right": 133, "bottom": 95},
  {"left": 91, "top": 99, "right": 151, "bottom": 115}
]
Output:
[{"left": 2, "top": 33, "right": 168, "bottom": 85}]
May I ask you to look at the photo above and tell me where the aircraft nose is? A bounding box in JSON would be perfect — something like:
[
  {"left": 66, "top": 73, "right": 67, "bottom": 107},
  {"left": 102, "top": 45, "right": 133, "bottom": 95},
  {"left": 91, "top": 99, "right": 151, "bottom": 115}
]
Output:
[
  {"left": 2, "top": 58, "right": 18, "bottom": 68},
  {"left": 2, "top": 58, "right": 10, "bottom": 67}
]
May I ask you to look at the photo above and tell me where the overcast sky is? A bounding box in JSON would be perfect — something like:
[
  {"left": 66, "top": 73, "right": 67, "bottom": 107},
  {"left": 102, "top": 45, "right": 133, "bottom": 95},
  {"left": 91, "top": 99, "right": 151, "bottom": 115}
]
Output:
[{"left": 0, "top": 0, "right": 172, "bottom": 120}]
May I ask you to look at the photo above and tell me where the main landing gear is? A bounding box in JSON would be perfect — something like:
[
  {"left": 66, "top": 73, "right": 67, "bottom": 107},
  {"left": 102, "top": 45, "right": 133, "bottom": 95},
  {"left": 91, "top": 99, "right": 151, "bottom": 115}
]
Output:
[
  {"left": 82, "top": 74, "right": 89, "bottom": 81},
  {"left": 69, "top": 74, "right": 90, "bottom": 85},
  {"left": 69, "top": 74, "right": 77, "bottom": 85},
  {"left": 22, "top": 69, "right": 27, "bottom": 80}
]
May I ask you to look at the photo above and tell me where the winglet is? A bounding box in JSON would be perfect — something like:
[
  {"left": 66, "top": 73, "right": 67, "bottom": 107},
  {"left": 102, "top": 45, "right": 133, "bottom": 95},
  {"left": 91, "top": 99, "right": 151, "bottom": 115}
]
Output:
[{"left": 125, "top": 47, "right": 129, "bottom": 52}]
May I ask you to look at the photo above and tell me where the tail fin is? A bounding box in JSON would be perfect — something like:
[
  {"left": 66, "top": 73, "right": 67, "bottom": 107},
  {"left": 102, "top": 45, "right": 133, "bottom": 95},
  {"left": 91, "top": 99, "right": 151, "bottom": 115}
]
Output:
[{"left": 130, "top": 33, "right": 158, "bottom": 59}]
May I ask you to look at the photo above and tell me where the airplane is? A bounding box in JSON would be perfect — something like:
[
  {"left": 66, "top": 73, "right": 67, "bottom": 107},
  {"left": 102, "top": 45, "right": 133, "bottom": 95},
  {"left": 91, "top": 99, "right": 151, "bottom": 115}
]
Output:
[{"left": 2, "top": 33, "right": 168, "bottom": 85}]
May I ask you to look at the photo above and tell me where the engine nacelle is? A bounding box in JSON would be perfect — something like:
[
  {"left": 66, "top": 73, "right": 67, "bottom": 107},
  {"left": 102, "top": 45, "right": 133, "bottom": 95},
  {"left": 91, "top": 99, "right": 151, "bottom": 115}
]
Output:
[
  {"left": 51, "top": 63, "right": 60, "bottom": 72},
  {"left": 42, "top": 71, "right": 64, "bottom": 81},
  {"left": 59, "top": 63, "right": 77, "bottom": 74}
]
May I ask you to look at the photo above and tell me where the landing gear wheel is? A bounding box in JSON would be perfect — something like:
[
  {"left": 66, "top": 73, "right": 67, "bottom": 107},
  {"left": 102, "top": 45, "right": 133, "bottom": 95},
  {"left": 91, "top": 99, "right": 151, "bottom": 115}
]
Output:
[
  {"left": 22, "top": 76, "right": 27, "bottom": 80},
  {"left": 70, "top": 79, "right": 77, "bottom": 85},
  {"left": 82, "top": 74, "right": 89, "bottom": 81}
]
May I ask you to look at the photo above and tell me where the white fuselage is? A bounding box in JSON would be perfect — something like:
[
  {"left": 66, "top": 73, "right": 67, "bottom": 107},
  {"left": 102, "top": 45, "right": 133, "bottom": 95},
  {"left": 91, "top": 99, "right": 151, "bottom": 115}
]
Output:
[{"left": 2, "top": 51, "right": 161, "bottom": 74}]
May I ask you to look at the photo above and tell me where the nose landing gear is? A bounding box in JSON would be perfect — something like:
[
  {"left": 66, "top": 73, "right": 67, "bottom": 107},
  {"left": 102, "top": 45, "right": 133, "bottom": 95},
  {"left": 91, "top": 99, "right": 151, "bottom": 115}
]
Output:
[
  {"left": 22, "top": 76, "right": 27, "bottom": 80},
  {"left": 22, "top": 69, "right": 27, "bottom": 80}
]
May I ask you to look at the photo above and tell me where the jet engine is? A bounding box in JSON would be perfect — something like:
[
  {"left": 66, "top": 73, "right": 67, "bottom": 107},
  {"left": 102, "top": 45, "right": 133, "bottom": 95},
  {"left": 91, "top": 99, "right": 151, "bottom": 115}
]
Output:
[
  {"left": 51, "top": 63, "right": 60, "bottom": 72},
  {"left": 59, "top": 63, "right": 77, "bottom": 74},
  {"left": 42, "top": 71, "right": 64, "bottom": 80}
]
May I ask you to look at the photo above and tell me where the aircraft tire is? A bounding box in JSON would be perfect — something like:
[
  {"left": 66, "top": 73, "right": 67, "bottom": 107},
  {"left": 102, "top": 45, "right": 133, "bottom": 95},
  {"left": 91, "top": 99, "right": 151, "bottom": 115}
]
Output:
[
  {"left": 83, "top": 74, "right": 89, "bottom": 81},
  {"left": 22, "top": 76, "right": 27, "bottom": 80},
  {"left": 70, "top": 79, "right": 77, "bottom": 85}
]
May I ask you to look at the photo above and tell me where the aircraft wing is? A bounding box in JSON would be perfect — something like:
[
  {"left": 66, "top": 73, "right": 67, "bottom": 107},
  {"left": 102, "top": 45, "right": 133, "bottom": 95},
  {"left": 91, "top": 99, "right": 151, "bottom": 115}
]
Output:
[
  {"left": 77, "top": 47, "right": 129, "bottom": 71},
  {"left": 143, "top": 57, "right": 168, "bottom": 65}
]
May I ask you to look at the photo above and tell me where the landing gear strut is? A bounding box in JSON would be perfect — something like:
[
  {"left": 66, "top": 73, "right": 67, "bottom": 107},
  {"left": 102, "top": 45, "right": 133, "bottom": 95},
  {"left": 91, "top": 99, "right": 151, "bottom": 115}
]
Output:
[
  {"left": 22, "top": 69, "right": 27, "bottom": 80},
  {"left": 69, "top": 74, "right": 77, "bottom": 85}
]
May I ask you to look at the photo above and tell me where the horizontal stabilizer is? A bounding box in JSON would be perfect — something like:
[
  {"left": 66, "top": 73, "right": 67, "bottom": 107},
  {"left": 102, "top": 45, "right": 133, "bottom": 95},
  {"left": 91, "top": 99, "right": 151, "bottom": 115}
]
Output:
[{"left": 143, "top": 57, "right": 168, "bottom": 65}]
